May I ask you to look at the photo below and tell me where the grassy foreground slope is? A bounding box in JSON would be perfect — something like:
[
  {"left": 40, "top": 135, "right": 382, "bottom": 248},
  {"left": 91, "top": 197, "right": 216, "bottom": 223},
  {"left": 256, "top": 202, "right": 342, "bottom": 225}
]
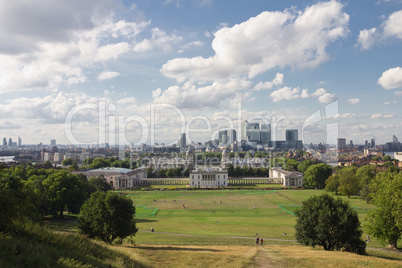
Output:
[
  {"left": 0, "top": 223, "right": 143, "bottom": 268},
  {"left": 114, "top": 244, "right": 402, "bottom": 268}
]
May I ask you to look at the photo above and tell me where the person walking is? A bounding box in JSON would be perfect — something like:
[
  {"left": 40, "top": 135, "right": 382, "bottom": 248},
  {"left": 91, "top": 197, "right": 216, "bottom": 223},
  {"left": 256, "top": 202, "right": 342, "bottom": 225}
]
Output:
[
  {"left": 256, "top": 237, "right": 259, "bottom": 245},
  {"left": 260, "top": 238, "right": 263, "bottom": 245}
]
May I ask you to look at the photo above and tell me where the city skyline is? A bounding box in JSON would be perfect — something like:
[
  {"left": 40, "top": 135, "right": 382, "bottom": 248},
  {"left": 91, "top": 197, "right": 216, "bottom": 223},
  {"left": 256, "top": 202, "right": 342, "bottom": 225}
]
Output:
[{"left": 0, "top": 0, "right": 401, "bottom": 146}]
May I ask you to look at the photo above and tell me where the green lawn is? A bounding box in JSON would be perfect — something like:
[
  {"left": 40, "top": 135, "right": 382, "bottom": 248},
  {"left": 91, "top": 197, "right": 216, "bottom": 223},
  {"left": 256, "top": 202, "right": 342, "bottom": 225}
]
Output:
[{"left": 119, "top": 189, "right": 387, "bottom": 247}]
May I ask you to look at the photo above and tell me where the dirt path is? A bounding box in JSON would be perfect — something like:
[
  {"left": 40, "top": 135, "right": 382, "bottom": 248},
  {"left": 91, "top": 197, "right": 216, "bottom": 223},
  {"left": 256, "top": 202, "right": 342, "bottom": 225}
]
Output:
[{"left": 253, "top": 247, "right": 278, "bottom": 268}]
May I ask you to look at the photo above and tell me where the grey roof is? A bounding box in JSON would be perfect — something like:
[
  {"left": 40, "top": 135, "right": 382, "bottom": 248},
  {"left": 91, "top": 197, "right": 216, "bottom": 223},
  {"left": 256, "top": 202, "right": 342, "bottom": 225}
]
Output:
[{"left": 271, "top": 167, "right": 303, "bottom": 176}]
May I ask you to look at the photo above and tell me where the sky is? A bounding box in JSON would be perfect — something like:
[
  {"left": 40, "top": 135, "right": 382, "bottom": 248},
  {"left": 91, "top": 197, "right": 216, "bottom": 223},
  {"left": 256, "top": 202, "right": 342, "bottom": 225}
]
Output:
[{"left": 0, "top": 0, "right": 402, "bottom": 146}]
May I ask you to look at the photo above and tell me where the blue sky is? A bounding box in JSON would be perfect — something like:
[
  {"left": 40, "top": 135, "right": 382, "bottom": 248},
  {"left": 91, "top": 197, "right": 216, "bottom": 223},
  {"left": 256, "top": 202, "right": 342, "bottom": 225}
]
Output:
[{"left": 0, "top": 0, "right": 401, "bottom": 146}]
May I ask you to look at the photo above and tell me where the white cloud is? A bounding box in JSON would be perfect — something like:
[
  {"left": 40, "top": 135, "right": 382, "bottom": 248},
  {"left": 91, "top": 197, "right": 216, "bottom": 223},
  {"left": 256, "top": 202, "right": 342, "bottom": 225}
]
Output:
[
  {"left": 334, "top": 113, "right": 356, "bottom": 119},
  {"left": 383, "top": 10, "right": 402, "bottom": 39},
  {"left": 152, "top": 79, "right": 252, "bottom": 108},
  {"left": 356, "top": 28, "right": 377, "bottom": 50},
  {"left": 384, "top": 113, "right": 396, "bottom": 118},
  {"left": 161, "top": 1, "right": 349, "bottom": 82},
  {"left": 378, "top": 67, "right": 402, "bottom": 89},
  {"left": 301, "top": 89, "right": 309, "bottom": 98},
  {"left": 395, "top": 91, "right": 402, "bottom": 96},
  {"left": 270, "top": 87, "right": 300, "bottom": 102},
  {"left": 98, "top": 71, "right": 120, "bottom": 80},
  {"left": 133, "top": 28, "right": 182, "bottom": 52},
  {"left": 356, "top": 10, "right": 402, "bottom": 49},
  {"left": 253, "top": 73, "right": 284, "bottom": 90},
  {"left": 318, "top": 93, "right": 337, "bottom": 103},
  {"left": 371, "top": 113, "right": 383, "bottom": 119},
  {"left": 311, "top": 88, "right": 327, "bottom": 97},
  {"left": 347, "top": 98, "right": 360, "bottom": 104}
]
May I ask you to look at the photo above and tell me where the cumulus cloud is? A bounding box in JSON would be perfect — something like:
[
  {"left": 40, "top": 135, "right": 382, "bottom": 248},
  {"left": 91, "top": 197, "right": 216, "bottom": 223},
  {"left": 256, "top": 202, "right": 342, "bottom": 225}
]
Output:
[
  {"left": 318, "top": 93, "right": 337, "bottom": 103},
  {"left": 270, "top": 87, "right": 300, "bottom": 102},
  {"left": 356, "top": 28, "right": 377, "bottom": 50},
  {"left": 161, "top": 1, "right": 349, "bottom": 82},
  {"left": 395, "top": 91, "right": 402, "bottom": 96},
  {"left": 98, "top": 71, "right": 120, "bottom": 80},
  {"left": 152, "top": 79, "right": 252, "bottom": 108},
  {"left": 334, "top": 113, "right": 356, "bottom": 119},
  {"left": 253, "top": 73, "right": 284, "bottom": 90},
  {"left": 357, "top": 10, "right": 402, "bottom": 49},
  {"left": 347, "top": 98, "right": 360, "bottom": 104},
  {"left": 378, "top": 67, "right": 402, "bottom": 89},
  {"left": 133, "top": 28, "right": 182, "bottom": 52},
  {"left": 371, "top": 113, "right": 383, "bottom": 119},
  {"left": 371, "top": 113, "right": 396, "bottom": 119}
]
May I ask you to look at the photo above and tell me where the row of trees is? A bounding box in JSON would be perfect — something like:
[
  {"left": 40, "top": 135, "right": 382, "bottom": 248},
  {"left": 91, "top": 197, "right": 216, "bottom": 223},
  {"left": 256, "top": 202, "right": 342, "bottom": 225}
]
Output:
[
  {"left": 1, "top": 164, "right": 138, "bottom": 244},
  {"left": 63, "top": 157, "right": 135, "bottom": 170}
]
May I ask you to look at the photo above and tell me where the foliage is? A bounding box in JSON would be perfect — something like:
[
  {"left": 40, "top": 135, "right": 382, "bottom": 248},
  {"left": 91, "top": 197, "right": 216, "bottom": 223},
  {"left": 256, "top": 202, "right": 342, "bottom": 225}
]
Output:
[
  {"left": 366, "top": 172, "right": 402, "bottom": 249},
  {"left": 356, "top": 165, "right": 377, "bottom": 203},
  {"left": 284, "top": 159, "right": 300, "bottom": 171},
  {"left": 303, "top": 163, "right": 332, "bottom": 189},
  {"left": 297, "top": 159, "right": 313, "bottom": 174},
  {"left": 79, "top": 191, "right": 138, "bottom": 243},
  {"left": 88, "top": 175, "right": 113, "bottom": 193},
  {"left": 295, "top": 193, "right": 366, "bottom": 254},
  {"left": 382, "top": 155, "right": 391, "bottom": 162},
  {"left": 62, "top": 158, "right": 73, "bottom": 166},
  {"left": 325, "top": 174, "right": 340, "bottom": 194},
  {"left": 337, "top": 167, "right": 360, "bottom": 198}
]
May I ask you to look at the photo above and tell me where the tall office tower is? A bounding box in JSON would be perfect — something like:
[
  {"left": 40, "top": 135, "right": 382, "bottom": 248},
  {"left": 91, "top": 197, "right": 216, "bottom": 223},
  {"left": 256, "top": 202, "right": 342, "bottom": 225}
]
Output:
[
  {"left": 260, "top": 124, "right": 271, "bottom": 144},
  {"left": 2, "top": 137, "right": 6, "bottom": 147},
  {"left": 18, "top": 137, "right": 22, "bottom": 147},
  {"left": 337, "top": 138, "right": 346, "bottom": 150},
  {"left": 393, "top": 135, "right": 398, "bottom": 143},
  {"left": 179, "top": 133, "right": 186, "bottom": 151},
  {"left": 350, "top": 140, "right": 353, "bottom": 147},
  {"left": 8, "top": 138, "right": 12, "bottom": 147},
  {"left": 51, "top": 139, "right": 56, "bottom": 146},
  {"left": 218, "top": 130, "right": 228, "bottom": 146},
  {"left": 286, "top": 129, "right": 298, "bottom": 141},
  {"left": 371, "top": 138, "right": 375, "bottom": 148},
  {"left": 365, "top": 140, "right": 368, "bottom": 147},
  {"left": 228, "top": 129, "right": 237, "bottom": 144}
]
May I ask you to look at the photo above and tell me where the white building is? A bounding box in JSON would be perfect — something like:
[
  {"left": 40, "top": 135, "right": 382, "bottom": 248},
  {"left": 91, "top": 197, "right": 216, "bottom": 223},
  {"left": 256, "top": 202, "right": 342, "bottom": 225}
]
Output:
[
  {"left": 269, "top": 167, "right": 303, "bottom": 187},
  {"left": 394, "top": 152, "right": 402, "bottom": 161},
  {"left": 190, "top": 169, "right": 228, "bottom": 188}
]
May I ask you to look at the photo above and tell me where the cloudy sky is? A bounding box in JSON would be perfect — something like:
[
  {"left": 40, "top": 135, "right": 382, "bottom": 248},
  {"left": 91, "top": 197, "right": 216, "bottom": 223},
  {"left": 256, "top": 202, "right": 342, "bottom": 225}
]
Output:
[{"left": 1, "top": 0, "right": 401, "bottom": 146}]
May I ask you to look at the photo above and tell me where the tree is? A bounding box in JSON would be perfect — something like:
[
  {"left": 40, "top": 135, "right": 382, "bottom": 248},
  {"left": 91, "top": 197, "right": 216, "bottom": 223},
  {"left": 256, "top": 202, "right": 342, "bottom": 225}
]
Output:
[
  {"left": 356, "top": 165, "right": 376, "bottom": 203},
  {"left": 338, "top": 168, "right": 360, "bottom": 198},
  {"left": 303, "top": 163, "right": 332, "bottom": 189},
  {"left": 366, "top": 172, "right": 402, "bottom": 249},
  {"left": 88, "top": 175, "right": 113, "bottom": 193},
  {"left": 297, "top": 159, "right": 313, "bottom": 174},
  {"left": 90, "top": 158, "right": 110, "bottom": 169},
  {"left": 284, "top": 159, "right": 300, "bottom": 171},
  {"left": 79, "top": 191, "right": 138, "bottom": 243},
  {"left": 62, "top": 158, "right": 73, "bottom": 166},
  {"left": 295, "top": 193, "right": 366, "bottom": 254},
  {"left": 325, "top": 174, "right": 340, "bottom": 195},
  {"left": 382, "top": 155, "right": 391, "bottom": 162},
  {"left": 234, "top": 166, "right": 242, "bottom": 177}
]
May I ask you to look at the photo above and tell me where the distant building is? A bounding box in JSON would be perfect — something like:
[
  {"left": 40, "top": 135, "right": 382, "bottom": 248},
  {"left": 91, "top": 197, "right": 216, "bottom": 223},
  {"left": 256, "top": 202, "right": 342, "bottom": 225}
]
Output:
[
  {"left": 394, "top": 152, "right": 402, "bottom": 161},
  {"left": 73, "top": 167, "right": 147, "bottom": 189},
  {"left": 337, "top": 138, "right": 346, "bottom": 150},
  {"left": 3, "top": 138, "right": 7, "bottom": 147},
  {"left": 286, "top": 129, "right": 298, "bottom": 142},
  {"left": 269, "top": 168, "right": 303, "bottom": 187},
  {"left": 18, "top": 137, "right": 22, "bottom": 147},
  {"left": 371, "top": 138, "right": 375, "bottom": 148},
  {"left": 241, "top": 121, "right": 271, "bottom": 145},
  {"left": 218, "top": 129, "right": 237, "bottom": 146},
  {"left": 178, "top": 133, "right": 186, "bottom": 151},
  {"left": 190, "top": 169, "right": 228, "bottom": 188},
  {"left": 51, "top": 139, "right": 56, "bottom": 146},
  {"left": 8, "top": 138, "right": 12, "bottom": 147}
]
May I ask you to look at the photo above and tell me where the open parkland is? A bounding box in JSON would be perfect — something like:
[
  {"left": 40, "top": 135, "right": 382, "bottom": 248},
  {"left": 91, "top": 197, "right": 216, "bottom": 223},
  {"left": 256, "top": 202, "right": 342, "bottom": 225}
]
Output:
[{"left": 45, "top": 187, "right": 402, "bottom": 267}]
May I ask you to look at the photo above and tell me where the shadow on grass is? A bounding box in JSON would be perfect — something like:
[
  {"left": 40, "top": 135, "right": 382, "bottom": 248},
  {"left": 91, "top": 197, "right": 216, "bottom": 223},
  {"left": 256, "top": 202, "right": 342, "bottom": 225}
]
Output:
[
  {"left": 134, "top": 246, "right": 221, "bottom": 252},
  {"left": 367, "top": 248, "right": 402, "bottom": 261},
  {"left": 136, "top": 219, "right": 158, "bottom": 223}
]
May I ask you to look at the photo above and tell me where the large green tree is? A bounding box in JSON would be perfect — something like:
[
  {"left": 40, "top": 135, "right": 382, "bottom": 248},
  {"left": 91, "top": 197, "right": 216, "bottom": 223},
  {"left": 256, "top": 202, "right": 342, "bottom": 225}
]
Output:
[
  {"left": 356, "top": 165, "right": 377, "bottom": 203},
  {"left": 79, "top": 191, "right": 138, "bottom": 243},
  {"left": 325, "top": 174, "right": 340, "bottom": 195},
  {"left": 366, "top": 172, "right": 402, "bottom": 249},
  {"left": 303, "top": 163, "right": 332, "bottom": 189},
  {"left": 338, "top": 168, "right": 360, "bottom": 198},
  {"left": 297, "top": 159, "right": 313, "bottom": 174},
  {"left": 295, "top": 193, "right": 366, "bottom": 254}
]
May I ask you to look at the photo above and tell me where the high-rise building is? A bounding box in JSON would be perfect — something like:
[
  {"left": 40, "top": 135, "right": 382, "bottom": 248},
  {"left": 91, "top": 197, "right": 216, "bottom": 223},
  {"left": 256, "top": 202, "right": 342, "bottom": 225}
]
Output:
[
  {"left": 337, "top": 138, "right": 346, "bottom": 150},
  {"left": 371, "top": 138, "right": 375, "bottom": 148},
  {"left": 51, "top": 139, "right": 56, "bottom": 146},
  {"left": 365, "top": 140, "right": 368, "bottom": 147},
  {"left": 228, "top": 129, "right": 236, "bottom": 145},
  {"left": 8, "top": 138, "right": 12, "bottom": 147},
  {"left": 179, "top": 133, "right": 186, "bottom": 151},
  {"left": 218, "top": 130, "right": 228, "bottom": 146},
  {"left": 2, "top": 138, "right": 6, "bottom": 147},
  {"left": 260, "top": 124, "right": 271, "bottom": 144},
  {"left": 286, "top": 129, "right": 298, "bottom": 141},
  {"left": 349, "top": 140, "right": 353, "bottom": 147},
  {"left": 18, "top": 137, "right": 22, "bottom": 147}
]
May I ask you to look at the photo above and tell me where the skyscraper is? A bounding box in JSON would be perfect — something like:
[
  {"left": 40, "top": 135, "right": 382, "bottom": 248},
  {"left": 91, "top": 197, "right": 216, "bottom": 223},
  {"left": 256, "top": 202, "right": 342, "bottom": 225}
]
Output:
[
  {"left": 51, "top": 139, "right": 56, "bottom": 146},
  {"left": 260, "top": 124, "right": 271, "bottom": 144},
  {"left": 2, "top": 138, "right": 6, "bottom": 147},
  {"left": 18, "top": 137, "right": 22, "bottom": 147},
  {"left": 8, "top": 138, "right": 12, "bottom": 147},
  {"left": 286, "top": 129, "right": 298, "bottom": 141},
  {"left": 337, "top": 138, "right": 346, "bottom": 150},
  {"left": 219, "top": 129, "right": 237, "bottom": 146},
  {"left": 371, "top": 138, "right": 375, "bottom": 148},
  {"left": 179, "top": 133, "right": 186, "bottom": 151}
]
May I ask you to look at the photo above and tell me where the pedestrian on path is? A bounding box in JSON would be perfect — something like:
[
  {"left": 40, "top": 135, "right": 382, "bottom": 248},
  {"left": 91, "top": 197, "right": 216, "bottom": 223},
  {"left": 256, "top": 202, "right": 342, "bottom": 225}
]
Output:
[
  {"left": 260, "top": 238, "right": 263, "bottom": 245},
  {"left": 256, "top": 237, "right": 259, "bottom": 245}
]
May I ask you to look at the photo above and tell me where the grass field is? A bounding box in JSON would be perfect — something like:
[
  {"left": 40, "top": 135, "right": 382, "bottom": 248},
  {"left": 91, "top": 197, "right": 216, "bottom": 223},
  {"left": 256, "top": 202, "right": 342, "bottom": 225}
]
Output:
[
  {"left": 41, "top": 189, "right": 402, "bottom": 267},
  {"left": 113, "top": 189, "right": 387, "bottom": 247}
]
